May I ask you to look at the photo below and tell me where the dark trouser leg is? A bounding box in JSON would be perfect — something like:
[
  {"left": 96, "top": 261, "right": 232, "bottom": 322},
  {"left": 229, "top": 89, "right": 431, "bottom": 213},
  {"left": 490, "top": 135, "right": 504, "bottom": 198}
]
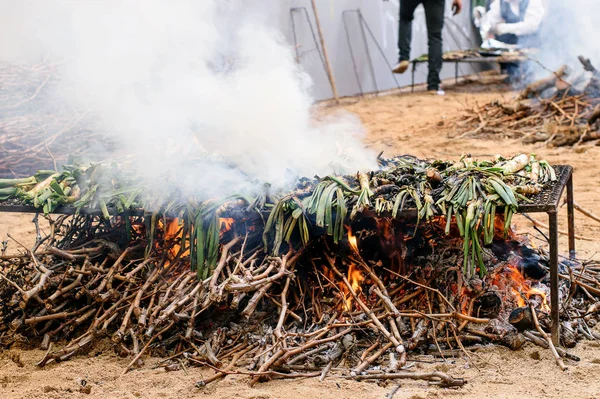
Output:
[
  {"left": 398, "top": 0, "right": 422, "bottom": 62},
  {"left": 423, "top": 0, "right": 445, "bottom": 90}
]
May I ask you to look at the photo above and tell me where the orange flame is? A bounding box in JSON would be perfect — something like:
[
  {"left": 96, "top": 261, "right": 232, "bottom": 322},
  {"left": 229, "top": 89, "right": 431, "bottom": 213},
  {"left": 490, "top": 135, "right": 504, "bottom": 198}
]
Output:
[
  {"left": 164, "top": 218, "right": 187, "bottom": 260},
  {"left": 343, "top": 262, "right": 365, "bottom": 311},
  {"left": 494, "top": 214, "right": 517, "bottom": 240},
  {"left": 492, "top": 265, "right": 550, "bottom": 312},
  {"left": 346, "top": 226, "right": 359, "bottom": 253},
  {"left": 131, "top": 220, "right": 145, "bottom": 236},
  {"left": 348, "top": 263, "right": 364, "bottom": 292},
  {"left": 343, "top": 227, "right": 364, "bottom": 311},
  {"left": 220, "top": 218, "right": 235, "bottom": 238}
]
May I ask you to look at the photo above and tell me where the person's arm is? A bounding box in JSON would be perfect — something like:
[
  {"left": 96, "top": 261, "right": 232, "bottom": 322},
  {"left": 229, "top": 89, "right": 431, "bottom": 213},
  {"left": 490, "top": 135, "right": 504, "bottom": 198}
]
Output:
[
  {"left": 497, "top": 0, "right": 544, "bottom": 36},
  {"left": 482, "top": 0, "right": 503, "bottom": 37}
]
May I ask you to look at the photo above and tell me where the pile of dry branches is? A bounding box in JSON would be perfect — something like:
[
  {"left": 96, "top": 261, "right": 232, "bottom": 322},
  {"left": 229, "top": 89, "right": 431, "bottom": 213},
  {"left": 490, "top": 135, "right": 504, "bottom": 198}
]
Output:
[
  {"left": 455, "top": 57, "right": 600, "bottom": 147},
  {"left": 1, "top": 203, "right": 598, "bottom": 388},
  {"left": 0, "top": 61, "right": 111, "bottom": 177}
]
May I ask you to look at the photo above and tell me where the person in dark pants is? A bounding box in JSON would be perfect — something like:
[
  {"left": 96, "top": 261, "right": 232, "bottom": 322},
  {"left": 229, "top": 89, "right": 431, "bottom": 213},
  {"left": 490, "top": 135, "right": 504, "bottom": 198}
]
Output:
[{"left": 392, "top": 0, "right": 462, "bottom": 95}]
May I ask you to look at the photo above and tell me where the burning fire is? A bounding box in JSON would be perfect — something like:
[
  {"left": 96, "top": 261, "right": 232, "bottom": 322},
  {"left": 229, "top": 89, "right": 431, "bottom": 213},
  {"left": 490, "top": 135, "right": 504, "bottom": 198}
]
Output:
[
  {"left": 491, "top": 265, "right": 550, "bottom": 312},
  {"left": 131, "top": 220, "right": 145, "bottom": 236},
  {"left": 165, "top": 218, "right": 186, "bottom": 258},
  {"left": 348, "top": 263, "right": 364, "bottom": 292},
  {"left": 159, "top": 217, "right": 234, "bottom": 264},
  {"left": 346, "top": 226, "right": 359, "bottom": 253},
  {"left": 220, "top": 218, "right": 234, "bottom": 237},
  {"left": 341, "top": 227, "right": 365, "bottom": 311},
  {"left": 343, "top": 262, "right": 365, "bottom": 311},
  {"left": 494, "top": 214, "right": 517, "bottom": 240}
]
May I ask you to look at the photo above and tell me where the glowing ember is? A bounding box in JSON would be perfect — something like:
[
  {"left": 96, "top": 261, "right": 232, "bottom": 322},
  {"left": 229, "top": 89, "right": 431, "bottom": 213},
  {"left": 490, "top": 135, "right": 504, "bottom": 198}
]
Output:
[
  {"left": 459, "top": 286, "right": 470, "bottom": 314},
  {"left": 131, "top": 221, "right": 145, "bottom": 235}
]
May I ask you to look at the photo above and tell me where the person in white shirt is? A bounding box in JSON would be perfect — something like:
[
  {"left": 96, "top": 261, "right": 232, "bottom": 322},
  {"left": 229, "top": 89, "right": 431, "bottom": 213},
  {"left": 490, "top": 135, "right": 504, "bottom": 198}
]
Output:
[{"left": 484, "top": 0, "right": 544, "bottom": 47}]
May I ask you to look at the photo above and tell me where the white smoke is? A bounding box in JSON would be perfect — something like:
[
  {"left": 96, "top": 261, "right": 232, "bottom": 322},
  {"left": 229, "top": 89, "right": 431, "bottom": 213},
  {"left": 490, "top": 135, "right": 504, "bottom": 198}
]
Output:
[
  {"left": 0, "top": 0, "right": 376, "bottom": 198},
  {"left": 533, "top": 0, "right": 600, "bottom": 78}
]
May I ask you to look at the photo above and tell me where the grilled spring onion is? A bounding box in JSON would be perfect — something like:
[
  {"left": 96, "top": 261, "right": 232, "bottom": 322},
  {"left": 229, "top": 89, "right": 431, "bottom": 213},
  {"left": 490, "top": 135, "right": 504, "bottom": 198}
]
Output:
[
  {"left": 353, "top": 172, "right": 374, "bottom": 218},
  {"left": 0, "top": 187, "right": 17, "bottom": 200},
  {"left": 529, "top": 154, "right": 540, "bottom": 183},
  {"left": 0, "top": 177, "right": 36, "bottom": 188},
  {"left": 515, "top": 185, "right": 542, "bottom": 195},
  {"left": 539, "top": 160, "right": 557, "bottom": 182},
  {"left": 495, "top": 153, "right": 529, "bottom": 175}
]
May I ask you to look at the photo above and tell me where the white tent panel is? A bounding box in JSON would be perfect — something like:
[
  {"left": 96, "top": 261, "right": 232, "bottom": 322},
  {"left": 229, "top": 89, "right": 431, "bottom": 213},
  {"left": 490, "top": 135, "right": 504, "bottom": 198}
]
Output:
[{"left": 280, "top": 0, "right": 479, "bottom": 100}]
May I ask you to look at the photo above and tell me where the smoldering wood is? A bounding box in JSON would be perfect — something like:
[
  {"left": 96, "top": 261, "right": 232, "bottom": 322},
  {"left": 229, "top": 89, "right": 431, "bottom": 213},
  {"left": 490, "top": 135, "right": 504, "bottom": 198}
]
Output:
[{"left": 519, "top": 65, "right": 568, "bottom": 100}]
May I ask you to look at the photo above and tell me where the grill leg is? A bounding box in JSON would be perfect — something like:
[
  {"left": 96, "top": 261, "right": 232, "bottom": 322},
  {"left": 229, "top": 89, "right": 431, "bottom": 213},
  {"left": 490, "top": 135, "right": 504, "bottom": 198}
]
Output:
[
  {"left": 567, "top": 173, "right": 575, "bottom": 260},
  {"left": 455, "top": 62, "right": 458, "bottom": 84},
  {"left": 548, "top": 211, "right": 560, "bottom": 346}
]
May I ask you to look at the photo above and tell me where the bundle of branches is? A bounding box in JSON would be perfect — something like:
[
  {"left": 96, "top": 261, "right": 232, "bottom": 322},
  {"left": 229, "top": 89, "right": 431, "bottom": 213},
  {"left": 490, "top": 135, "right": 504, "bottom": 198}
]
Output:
[
  {"left": 2, "top": 153, "right": 590, "bottom": 388},
  {"left": 455, "top": 56, "right": 600, "bottom": 147},
  {"left": 0, "top": 210, "right": 474, "bottom": 386},
  {"left": 0, "top": 60, "right": 113, "bottom": 177}
]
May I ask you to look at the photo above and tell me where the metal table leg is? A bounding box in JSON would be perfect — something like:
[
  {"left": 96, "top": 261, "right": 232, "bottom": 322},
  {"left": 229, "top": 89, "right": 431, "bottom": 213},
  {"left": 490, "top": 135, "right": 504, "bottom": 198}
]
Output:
[
  {"left": 548, "top": 210, "right": 560, "bottom": 345},
  {"left": 567, "top": 174, "right": 576, "bottom": 260},
  {"left": 455, "top": 62, "right": 458, "bottom": 84}
]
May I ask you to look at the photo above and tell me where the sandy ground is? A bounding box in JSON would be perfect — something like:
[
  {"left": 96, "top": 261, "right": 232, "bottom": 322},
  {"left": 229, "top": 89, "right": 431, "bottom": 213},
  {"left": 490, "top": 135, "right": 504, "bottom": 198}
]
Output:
[{"left": 3, "top": 81, "right": 600, "bottom": 399}]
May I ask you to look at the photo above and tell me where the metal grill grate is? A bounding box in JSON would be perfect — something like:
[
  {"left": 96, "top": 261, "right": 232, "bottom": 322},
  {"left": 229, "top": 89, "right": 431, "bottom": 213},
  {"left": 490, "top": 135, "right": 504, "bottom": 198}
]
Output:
[
  {"left": 0, "top": 166, "right": 574, "bottom": 217},
  {"left": 518, "top": 165, "right": 572, "bottom": 213}
]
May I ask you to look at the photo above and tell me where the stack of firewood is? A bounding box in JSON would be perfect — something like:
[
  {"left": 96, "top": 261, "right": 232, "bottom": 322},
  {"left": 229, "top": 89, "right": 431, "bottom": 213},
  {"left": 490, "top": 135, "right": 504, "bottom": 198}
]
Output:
[
  {"left": 0, "top": 61, "right": 112, "bottom": 177},
  {"left": 455, "top": 56, "right": 600, "bottom": 147}
]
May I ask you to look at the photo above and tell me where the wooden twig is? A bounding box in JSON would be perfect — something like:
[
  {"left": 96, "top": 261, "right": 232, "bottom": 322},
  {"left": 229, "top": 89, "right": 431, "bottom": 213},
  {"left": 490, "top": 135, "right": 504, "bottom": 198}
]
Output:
[
  {"left": 529, "top": 303, "right": 567, "bottom": 371},
  {"left": 319, "top": 361, "right": 333, "bottom": 382},
  {"left": 274, "top": 277, "right": 291, "bottom": 339},
  {"left": 570, "top": 200, "right": 600, "bottom": 225},
  {"left": 196, "top": 344, "right": 256, "bottom": 386},
  {"left": 386, "top": 384, "right": 402, "bottom": 399},
  {"left": 122, "top": 321, "right": 175, "bottom": 375},
  {"left": 523, "top": 214, "right": 596, "bottom": 241},
  {"left": 355, "top": 342, "right": 393, "bottom": 373},
  {"left": 346, "top": 371, "right": 466, "bottom": 388},
  {"left": 523, "top": 331, "right": 580, "bottom": 361},
  {"left": 330, "top": 261, "right": 405, "bottom": 360}
]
